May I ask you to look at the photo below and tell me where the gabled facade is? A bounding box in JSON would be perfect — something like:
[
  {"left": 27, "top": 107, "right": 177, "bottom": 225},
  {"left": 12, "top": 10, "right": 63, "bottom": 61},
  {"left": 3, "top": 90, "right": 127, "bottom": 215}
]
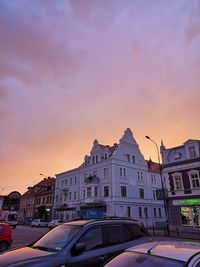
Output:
[
  {"left": 54, "top": 129, "right": 165, "bottom": 228},
  {"left": 161, "top": 139, "right": 200, "bottom": 231},
  {"left": 18, "top": 177, "right": 55, "bottom": 223}
]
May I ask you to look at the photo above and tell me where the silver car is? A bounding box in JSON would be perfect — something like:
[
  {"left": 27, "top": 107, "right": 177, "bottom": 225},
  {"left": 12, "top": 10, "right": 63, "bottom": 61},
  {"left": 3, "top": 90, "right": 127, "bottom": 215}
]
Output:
[{"left": 104, "top": 239, "right": 200, "bottom": 267}]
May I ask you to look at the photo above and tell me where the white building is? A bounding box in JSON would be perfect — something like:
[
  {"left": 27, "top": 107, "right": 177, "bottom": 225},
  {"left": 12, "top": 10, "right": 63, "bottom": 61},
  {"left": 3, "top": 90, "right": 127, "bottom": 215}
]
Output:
[{"left": 54, "top": 128, "right": 166, "bottom": 228}]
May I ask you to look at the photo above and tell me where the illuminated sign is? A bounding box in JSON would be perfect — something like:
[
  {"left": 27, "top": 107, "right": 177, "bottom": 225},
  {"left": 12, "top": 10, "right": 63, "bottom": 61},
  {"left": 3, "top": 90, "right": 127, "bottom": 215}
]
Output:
[{"left": 179, "top": 199, "right": 200, "bottom": 205}]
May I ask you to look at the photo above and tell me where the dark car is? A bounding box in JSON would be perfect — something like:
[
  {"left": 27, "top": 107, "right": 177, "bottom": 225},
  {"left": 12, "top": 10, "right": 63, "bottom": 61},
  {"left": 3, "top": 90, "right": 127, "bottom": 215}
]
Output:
[
  {"left": 0, "top": 223, "right": 13, "bottom": 253},
  {"left": 104, "top": 239, "right": 200, "bottom": 267},
  {"left": 0, "top": 218, "right": 153, "bottom": 267}
]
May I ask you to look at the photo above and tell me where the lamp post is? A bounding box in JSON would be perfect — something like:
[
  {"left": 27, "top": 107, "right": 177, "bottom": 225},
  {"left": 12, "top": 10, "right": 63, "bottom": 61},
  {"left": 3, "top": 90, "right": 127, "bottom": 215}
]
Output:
[{"left": 145, "top": 136, "right": 169, "bottom": 236}]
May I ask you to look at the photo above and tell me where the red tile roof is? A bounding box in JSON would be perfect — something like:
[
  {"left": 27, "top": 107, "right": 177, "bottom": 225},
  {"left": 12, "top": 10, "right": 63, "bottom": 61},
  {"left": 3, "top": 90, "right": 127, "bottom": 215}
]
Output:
[
  {"left": 146, "top": 159, "right": 160, "bottom": 174},
  {"left": 35, "top": 177, "right": 55, "bottom": 187}
]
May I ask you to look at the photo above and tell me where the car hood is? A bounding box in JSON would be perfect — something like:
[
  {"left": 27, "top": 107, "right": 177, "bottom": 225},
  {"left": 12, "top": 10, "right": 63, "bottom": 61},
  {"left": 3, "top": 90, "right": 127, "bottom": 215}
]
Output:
[{"left": 0, "top": 246, "right": 56, "bottom": 267}]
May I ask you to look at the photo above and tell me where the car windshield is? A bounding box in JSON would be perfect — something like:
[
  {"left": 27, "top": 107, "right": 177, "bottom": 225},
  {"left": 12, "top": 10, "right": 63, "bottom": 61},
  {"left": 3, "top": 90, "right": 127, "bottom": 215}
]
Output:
[{"left": 32, "top": 224, "right": 81, "bottom": 252}]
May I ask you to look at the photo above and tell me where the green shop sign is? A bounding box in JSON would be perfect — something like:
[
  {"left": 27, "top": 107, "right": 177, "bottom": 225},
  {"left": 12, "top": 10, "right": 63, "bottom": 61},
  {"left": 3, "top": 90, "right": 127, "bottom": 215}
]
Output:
[{"left": 179, "top": 199, "right": 200, "bottom": 205}]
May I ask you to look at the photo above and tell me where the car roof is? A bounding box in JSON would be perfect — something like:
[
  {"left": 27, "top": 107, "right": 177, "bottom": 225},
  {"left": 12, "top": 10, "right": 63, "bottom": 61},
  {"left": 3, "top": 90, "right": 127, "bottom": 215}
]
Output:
[
  {"left": 63, "top": 218, "right": 142, "bottom": 227},
  {"left": 127, "top": 240, "right": 200, "bottom": 262}
]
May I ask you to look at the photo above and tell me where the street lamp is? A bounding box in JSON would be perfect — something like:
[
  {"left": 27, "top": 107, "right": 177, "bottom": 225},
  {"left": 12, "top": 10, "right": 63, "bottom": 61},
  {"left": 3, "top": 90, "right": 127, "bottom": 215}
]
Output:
[{"left": 145, "top": 135, "right": 169, "bottom": 236}]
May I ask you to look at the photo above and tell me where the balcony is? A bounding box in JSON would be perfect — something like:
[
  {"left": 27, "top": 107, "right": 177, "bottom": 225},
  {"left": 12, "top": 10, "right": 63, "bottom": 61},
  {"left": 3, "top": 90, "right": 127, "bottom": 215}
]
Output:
[{"left": 84, "top": 175, "right": 99, "bottom": 184}]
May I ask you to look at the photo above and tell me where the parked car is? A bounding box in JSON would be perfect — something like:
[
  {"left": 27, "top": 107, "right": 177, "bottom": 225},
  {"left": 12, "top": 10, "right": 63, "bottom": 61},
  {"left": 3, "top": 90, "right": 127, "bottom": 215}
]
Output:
[
  {"left": 6, "top": 213, "right": 18, "bottom": 229},
  {"left": 31, "top": 219, "right": 48, "bottom": 227},
  {"left": 0, "top": 218, "right": 153, "bottom": 266},
  {"left": 0, "top": 223, "right": 13, "bottom": 253},
  {"left": 104, "top": 239, "right": 200, "bottom": 267},
  {"left": 48, "top": 219, "right": 63, "bottom": 229}
]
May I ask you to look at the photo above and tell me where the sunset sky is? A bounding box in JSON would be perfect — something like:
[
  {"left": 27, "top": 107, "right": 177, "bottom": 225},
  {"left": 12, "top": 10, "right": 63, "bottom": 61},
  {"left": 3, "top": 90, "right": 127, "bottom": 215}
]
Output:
[{"left": 0, "top": 0, "right": 200, "bottom": 195}]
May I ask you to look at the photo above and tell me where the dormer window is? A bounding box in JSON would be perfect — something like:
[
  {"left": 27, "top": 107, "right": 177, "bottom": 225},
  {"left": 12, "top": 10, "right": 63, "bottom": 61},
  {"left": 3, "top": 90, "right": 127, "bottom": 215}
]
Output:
[
  {"left": 104, "top": 153, "right": 107, "bottom": 159},
  {"left": 188, "top": 146, "right": 197, "bottom": 159}
]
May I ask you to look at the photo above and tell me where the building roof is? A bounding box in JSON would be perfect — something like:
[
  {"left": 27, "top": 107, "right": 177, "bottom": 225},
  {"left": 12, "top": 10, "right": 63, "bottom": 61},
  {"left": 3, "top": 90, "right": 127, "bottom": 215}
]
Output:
[
  {"left": 35, "top": 177, "right": 55, "bottom": 187},
  {"left": 146, "top": 159, "right": 160, "bottom": 174}
]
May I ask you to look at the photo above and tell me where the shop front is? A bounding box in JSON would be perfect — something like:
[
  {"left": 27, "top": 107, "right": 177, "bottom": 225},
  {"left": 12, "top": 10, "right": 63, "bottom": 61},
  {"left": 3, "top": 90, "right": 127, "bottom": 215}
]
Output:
[{"left": 173, "top": 198, "right": 200, "bottom": 230}]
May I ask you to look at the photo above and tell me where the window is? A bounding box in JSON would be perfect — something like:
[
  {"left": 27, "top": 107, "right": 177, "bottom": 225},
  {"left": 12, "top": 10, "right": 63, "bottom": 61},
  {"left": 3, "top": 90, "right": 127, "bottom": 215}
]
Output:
[
  {"left": 189, "top": 171, "right": 200, "bottom": 188},
  {"left": 144, "top": 207, "right": 148, "bottom": 217},
  {"left": 65, "top": 179, "right": 68, "bottom": 186},
  {"left": 189, "top": 146, "right": 197, "bottom": 158},
  {"left": 93, "top": 170, "right": 97, "bottom": 176},
  {"left": 139, "top": 188, "right": 144, "bottom": 198},
  {"left": 87, "top": 187, "right": 91, "bottom": 198},
  {"left": 83, "top": 190, "right": 86, "bottom": 199},
  {"left": 95, "top": 187, "right": 98, "bottom": 197},
  {"left": 74, "top": 191, "right": 77, "bottom": 200},
  {"left": 70, "top": 178, "right": 72, "bottom": 186},
  {"left": 154, "top": 207, "right": 157, "bottom": 217},
  {"left": 125, "top": 224, "right": 145, "bottom": 239},
  {"left": 0, "top": 226, "right": 4, "bottom": 233},
  {"left": 120, "top": 167, "right": 126, "bottom": 177},
  {"left": 96, "top": 155, "right": 98, "bottom": 163},
  {"left": 137, "top": 171, "right": 140, "bottom": 180},
  {"left": 106, "top": 225, "right": 126, "bottom": 245},
  {"left": 180, "top": 207, "right": 192, "bottom": 225},
  {"left": 104, "top": 153, "right": 107, "bottom": 159},
  {"left": 139, "top": 207, "right": 142, "bottom": 217},
  {"left": 104, "top": 186, "right": 109, "bottom": 197},
  {"left": 153, "top": 190, "right": 156, "bottom": 199},
  {"left": 132, "top": 155, "right": 136, "bottom": 163},
  {"left": 127, "top": 206, "right": 131, "bottom": 217},
  {"left": 121, "top": 186, "right": 127, "bottom": 197},
  {"left": 172, "top": 173, "right": 183, "bottom": 190},
  {"left": 159, "top": 208, "right": 162, "bottom": 217},
  {"left": 120, "top": 168, "right": 123, "bottom": 177},
  {"left": 74, "top": 177, "right": 77, "bottom": 184},
  {"left": 124, "top": 154, "right": 130, "bottom": 162},
  {"left": 78, "top": 227, "right": 103, "bottom": 251},
  {"left": 104, "top": 168, "right": 108, "bottom": 177}
]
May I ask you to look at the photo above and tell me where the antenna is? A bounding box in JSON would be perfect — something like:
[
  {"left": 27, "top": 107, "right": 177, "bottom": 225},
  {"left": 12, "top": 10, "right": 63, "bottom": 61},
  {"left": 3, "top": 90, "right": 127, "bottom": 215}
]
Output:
[{"left": 147, "top": 237, "right": 164, "bottom": 254}]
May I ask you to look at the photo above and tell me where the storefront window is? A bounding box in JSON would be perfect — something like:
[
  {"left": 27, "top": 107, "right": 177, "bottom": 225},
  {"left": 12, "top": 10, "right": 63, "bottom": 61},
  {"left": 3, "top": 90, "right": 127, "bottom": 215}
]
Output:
[
  {"left": 180, "top": 207, "right": 192, "bottom": 225},
  {"left": 180, "top": 206, "right": 200, "bottom": 229}
]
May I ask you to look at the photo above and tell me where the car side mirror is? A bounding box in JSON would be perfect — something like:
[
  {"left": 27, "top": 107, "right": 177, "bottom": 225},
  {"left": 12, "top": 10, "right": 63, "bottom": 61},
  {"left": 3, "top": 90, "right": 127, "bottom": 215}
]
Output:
[{"left": 72, "top": 242, "right": 85, "bottom": 255}]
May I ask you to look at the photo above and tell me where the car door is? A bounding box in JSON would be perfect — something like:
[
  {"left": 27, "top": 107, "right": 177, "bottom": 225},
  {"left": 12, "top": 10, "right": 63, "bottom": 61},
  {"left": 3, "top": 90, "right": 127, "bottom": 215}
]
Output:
[{"left": 67, "top": 225, "right": 107, "bottom": 267}]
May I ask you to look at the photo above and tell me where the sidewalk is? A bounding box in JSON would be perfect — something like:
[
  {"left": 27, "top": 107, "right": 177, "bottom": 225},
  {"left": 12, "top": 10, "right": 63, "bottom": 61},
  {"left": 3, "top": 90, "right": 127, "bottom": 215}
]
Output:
[{"left": 148, "top": 228, "right": 200, "bottom": 240}]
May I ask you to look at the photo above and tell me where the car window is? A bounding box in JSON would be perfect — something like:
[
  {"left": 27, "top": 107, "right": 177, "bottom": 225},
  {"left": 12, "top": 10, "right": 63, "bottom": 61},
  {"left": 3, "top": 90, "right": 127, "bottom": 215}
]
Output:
[
  {"left": 33, "top": 224, "right": 81, "bottom": 252},
  {"left": 0, "top": 225, "right": 4, "bottom": 233},
  {"left": 78, "top": 226, "right": 103, "bottom": 251},
  {"left": 105, "top": 251, "right": 185, "bottom": 267},
  {"left": 125, "top": 224, "right": 145, "bottom": 239},
  {"left": 105, "top": 224, "right": 127, "bottom": 245}
]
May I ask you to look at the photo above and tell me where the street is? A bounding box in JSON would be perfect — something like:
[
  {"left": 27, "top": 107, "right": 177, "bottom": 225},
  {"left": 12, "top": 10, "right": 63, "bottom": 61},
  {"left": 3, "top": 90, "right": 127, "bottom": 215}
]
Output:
[
  {"left": 9, "top": 225, "right": 200, "bottom": 252},
  {"left": 10, "top": 225, "right": 49, "bottom": 250}
]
